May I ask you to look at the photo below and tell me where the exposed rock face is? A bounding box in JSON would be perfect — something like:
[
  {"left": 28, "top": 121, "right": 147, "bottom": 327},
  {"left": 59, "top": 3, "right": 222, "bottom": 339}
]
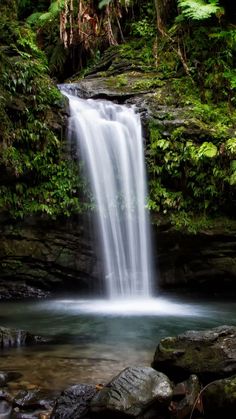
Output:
[
  {"left": 90, "top": 367, "right": 173, "bottom": 417},
  {"left": 0, "top": 215, "right": 102, "bottom": 300},
  {"left": 51, "top": 384, "right": 96, "bottom": 419},
  {"left": 155, "top": 227, "right": 236, "bottom": 295},
  {"left": 152, "top": 325, "right": 236, "bottom": 383},
  {"left": 0, "top": 326, "right": 47, "bottom": 348},
  {"left": 1, "top": 214, "right": 236, "bottom": 299}
]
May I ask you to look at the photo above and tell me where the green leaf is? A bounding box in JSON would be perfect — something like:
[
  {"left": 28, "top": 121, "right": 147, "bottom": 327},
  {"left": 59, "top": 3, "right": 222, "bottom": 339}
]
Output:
[
  {"left": 229, "top": 171, "right": 236, "bottom": 185},
  {"left": 231, "top": 160, "right": 236, "bottom": 171},
  {"left": 198, "top": 142, "right": 218, "bottom": 158},
  {"left": 225, "top": 138, "right": 236, "bottom": 154},
  {"left": 178, "top": 0, "right": 223, "bottom": 21}
]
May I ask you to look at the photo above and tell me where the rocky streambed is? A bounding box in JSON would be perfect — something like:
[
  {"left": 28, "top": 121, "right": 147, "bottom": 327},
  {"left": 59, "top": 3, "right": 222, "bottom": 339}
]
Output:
[{"left": 1, "top": 325, "right": 236, "bottom": 418}]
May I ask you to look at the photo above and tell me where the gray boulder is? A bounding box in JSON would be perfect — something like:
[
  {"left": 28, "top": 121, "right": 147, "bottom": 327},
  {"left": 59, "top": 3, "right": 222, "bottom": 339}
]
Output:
[
  {"left": 90, "top": 366, "right": 173, "bottom": 417},
  {"left": 152, "top": 325, "right": 236, "bottom": 383}
]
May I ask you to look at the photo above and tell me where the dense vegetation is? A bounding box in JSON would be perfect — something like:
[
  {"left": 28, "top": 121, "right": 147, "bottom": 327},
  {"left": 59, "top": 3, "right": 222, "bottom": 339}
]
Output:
[
  {"left": 0, "top": 0, "right": 90, "bottom": 218},
  {"left": 0, "top": 0, "right": 235, "bottom": 228}
]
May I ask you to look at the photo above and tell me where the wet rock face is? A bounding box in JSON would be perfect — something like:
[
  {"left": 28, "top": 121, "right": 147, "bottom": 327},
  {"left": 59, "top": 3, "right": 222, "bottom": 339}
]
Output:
[
  {"left": 51, "top": 384, "right": 96, "bottom": 419},
  {"left": 155, "top": 229, "right": 236, "bottom": 295},
  {"left": 0, "top": 326, "right": 47, "bottom": 349},
  {"left": 0, "top": 216, "right": 102, "bottom": 300},
  {"left": 152, "top": 325, "right": 236, "bottom": 383},
  {"left": 90, "top": 367, "right": 173, "bottom": 417}
]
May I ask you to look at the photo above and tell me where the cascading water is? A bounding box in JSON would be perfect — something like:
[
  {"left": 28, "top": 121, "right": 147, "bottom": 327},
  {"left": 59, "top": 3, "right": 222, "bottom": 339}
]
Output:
[{"left": 62, "top": 88, "right": 153, "bottom": 299}]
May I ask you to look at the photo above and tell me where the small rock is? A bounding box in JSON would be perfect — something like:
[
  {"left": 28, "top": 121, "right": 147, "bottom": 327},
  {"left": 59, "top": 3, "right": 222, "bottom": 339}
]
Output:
[
  {"left": 170, "top": 375, "right": 202, "bottom": 418},
  {"left": 0, "top": 399, "right": 12, "bottom": 418},
  {"left": 0, "top": 372, "right": 22, "bottom": 387},
  {"left": 14, "top": 390, "right": 53, "bottom": 410}
]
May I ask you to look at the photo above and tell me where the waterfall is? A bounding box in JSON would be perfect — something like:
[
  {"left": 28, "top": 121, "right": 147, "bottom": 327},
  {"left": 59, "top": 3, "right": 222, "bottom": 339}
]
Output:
[{"left": 62, "top": 89, "right": 153, "bottom": 299}]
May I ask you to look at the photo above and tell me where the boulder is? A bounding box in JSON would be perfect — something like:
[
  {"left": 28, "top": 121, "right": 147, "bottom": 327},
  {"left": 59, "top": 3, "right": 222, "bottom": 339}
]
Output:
[
  {"left": 90, "top": 366, "right": 173, "bottom": 417},
  {"left": 51, "top": 384, "right": 96, "bottom": 419},
  {"left": 202, "top": 374, "right": 236, "bottom": 417},
  {"left": 152, "top": 325, "right": 236, "bottom": 383}
]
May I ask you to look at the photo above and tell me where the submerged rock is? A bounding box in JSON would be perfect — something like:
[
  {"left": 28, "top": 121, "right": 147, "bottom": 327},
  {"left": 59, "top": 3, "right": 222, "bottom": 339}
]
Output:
[
  {"left": 152, "top": 325, "right": 236, "bottom": 383},
  {"left": 0, "top": 326, "right": 47, "bottom": 349},
  {"left": 0, "top": 372, "right": 22, "bottom": 387},
  {"left": 51, "top": 384, "right": 96, "bottom": 419},
  {"left": 14, "top": 389, "right": 53, "bottom": 410},
  {"left": 90, "top": 366, "right": 173, "bottom": 417}
]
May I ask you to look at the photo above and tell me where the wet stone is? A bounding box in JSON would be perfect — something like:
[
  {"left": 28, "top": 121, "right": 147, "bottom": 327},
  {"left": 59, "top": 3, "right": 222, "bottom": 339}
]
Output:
[
  {"left": 51, "top": 383, "right": 96, "bottom": 419},
  {"left": 170, "top": 375, "right": 202, "bottom": 418},
  {"left": 202, "top": 374, "right": 236, "bottom": 417},
  {"left": 14, "top": 389, "right": 54, "bottom": 410},
  {"left": 152, "top": 325, "right": 236, "bottom": 383},
  {"left": 0, "top": 371, "right": 22, "bottom": 387},
  {"left": 90, "top": 366, "right": 173, "bottom": 417}
]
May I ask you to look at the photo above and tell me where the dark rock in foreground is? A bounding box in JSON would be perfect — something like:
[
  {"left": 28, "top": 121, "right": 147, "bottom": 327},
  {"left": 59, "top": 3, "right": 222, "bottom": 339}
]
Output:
[
  {"left": 90, "top": 366, "right": 173, "bottom": 418},
  {"left": 152, "top": 325, "right": 236, "bottom": 383},
  {"left": 51, "top": 384, "right": 96, "bottom": 419},
  {"left": 0, "top": 326, "right": 48, "bottom": 349},
  {"left": 202, "top": 374, "right": 236, "bottom": 417}
]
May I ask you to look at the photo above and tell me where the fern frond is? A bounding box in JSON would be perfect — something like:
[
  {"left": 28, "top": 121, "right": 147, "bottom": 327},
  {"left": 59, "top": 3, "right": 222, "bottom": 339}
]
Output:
[{"left": 178, "top": 0, "right": 223, "bottom": 20}]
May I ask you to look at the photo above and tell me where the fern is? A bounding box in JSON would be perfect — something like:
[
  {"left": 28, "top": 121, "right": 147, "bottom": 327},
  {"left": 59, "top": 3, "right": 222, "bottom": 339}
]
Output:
[{"left": 178, "top": 0, "right": 223, "bottom": 20}]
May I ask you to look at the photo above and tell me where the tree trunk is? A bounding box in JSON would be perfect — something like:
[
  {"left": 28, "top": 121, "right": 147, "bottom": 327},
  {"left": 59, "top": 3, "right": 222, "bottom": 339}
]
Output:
[{"left": 154, "top": 0, "right": 177, "bottom": 30}]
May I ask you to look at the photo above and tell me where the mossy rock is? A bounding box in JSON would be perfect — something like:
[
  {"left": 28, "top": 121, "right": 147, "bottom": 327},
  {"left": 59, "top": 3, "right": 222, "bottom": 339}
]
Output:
[
  {"left": 152, "top": 325, "right": 236, "bottom": 384},
  {"left": 202, "top": 375, "right": 236, "bottom": 417}
]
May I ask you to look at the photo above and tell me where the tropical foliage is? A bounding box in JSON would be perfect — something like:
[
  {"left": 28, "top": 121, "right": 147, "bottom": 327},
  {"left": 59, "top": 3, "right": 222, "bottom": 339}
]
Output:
[
  {"left": 0, "top": 0, "right": 91, "bottom": 218},
  {"left": 0, "top": 0, "right": 235, "bottom": 224}
]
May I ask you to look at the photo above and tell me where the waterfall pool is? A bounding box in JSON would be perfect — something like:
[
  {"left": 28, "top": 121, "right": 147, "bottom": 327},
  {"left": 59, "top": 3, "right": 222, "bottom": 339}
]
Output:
[{"left": 0, "top": 293, "right": 236, "bottom": 394}]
